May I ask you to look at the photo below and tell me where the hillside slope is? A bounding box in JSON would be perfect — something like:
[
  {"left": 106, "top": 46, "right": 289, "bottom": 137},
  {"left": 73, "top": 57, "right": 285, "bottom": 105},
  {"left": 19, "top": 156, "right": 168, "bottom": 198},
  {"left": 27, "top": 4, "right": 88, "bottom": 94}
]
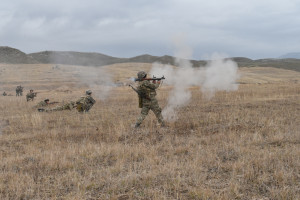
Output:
[
  {"left": 279, "top": 52, "right": 300, "bottom": 59},
  {"left": 0, "top": 46, "right": 38, "bottom": 64},
  {"left": 29, "top": 51, "right": 126, "bottom": 66},
  {"left": 1, "top": 46, "right": 299, "bottom": 72}
]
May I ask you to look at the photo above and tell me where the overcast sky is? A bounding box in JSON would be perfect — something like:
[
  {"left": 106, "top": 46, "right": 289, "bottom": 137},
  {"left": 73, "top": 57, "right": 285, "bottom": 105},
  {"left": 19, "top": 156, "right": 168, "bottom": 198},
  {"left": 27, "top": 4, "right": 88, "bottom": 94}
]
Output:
[{"left": 1, "top": 0, "right": 300, "bottom": 59}]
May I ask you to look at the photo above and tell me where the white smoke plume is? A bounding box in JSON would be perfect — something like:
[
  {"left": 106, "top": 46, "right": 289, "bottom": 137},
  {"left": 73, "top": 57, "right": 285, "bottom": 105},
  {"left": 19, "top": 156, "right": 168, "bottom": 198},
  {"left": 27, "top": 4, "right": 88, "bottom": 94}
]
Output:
[
  {"left": 60, "top": 65, "right": 115, "bottom": 100},
  {"left": 150, "top": 37, "right": 239, "bottom": 121}
]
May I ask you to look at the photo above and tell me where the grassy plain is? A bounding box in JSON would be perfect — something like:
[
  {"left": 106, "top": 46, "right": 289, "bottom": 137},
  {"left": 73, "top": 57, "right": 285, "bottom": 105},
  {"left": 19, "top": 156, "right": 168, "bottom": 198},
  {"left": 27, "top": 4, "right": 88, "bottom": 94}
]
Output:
[{"left": 0, "top": 63, "right": 299, "bottom": 199}]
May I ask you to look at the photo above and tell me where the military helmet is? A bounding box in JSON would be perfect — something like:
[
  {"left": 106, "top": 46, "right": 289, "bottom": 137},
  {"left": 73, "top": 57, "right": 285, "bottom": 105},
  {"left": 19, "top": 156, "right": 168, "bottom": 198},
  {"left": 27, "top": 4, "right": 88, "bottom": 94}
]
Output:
[
  {"left": 86, "top": 90, "right": 92, "bottom": 95},
  {"left": 44, "top": 99, "right": 49, "bottom": 102},
  {"left": 137, "top": 71, "right": 147, "bottom": 79}
]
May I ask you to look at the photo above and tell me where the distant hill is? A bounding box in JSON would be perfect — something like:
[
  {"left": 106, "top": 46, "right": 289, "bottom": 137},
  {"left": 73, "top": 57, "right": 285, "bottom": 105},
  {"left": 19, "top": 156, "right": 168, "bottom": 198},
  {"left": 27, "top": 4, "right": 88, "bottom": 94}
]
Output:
[
  {"left": 0, "top": 46, "right": 38, "bottom": 64},
  {"left": 229, "top": 57, "right": 300, "bottom": 72},
  {"left": 29, "top": 51, "right": 207, "bottom": 67},
  {"left": 1, "top": 46, "right": 299, "bottom": 72},
  {"left": 279, "top": 52, "right": 300, "bottom": 59},
  {"left": 29, "top": 51, "right": 126, "bottom": 66}
]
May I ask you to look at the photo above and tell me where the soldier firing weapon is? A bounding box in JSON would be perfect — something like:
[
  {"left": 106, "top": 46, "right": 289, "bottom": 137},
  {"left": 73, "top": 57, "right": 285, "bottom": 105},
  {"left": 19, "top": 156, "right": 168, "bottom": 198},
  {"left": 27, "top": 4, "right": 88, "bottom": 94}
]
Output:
[
  {"left": 130, "top": 71, "right": 165, "bottom": 128},
  {"left": 26, "top": 90, "right": 43, "bottom": 101},
  {"left": 129, "top": 84, "right": 150, "bottom": 100},
  {"left": 134, "top": 75, "right": 165, "bottom": 82}
]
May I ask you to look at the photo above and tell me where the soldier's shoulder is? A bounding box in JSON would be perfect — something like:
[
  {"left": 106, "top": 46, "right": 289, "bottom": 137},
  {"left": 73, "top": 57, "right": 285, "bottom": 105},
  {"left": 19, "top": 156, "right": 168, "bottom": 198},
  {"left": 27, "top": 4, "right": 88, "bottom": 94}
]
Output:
[
  {"left": 141, "top": 80, "right": 150, "bottom": 85},
  {"left": 86, "top": 95, "right": 95, "bottom": 100},
  {"left": 76, "top": 96, "right": 85, "bottom": 102}
]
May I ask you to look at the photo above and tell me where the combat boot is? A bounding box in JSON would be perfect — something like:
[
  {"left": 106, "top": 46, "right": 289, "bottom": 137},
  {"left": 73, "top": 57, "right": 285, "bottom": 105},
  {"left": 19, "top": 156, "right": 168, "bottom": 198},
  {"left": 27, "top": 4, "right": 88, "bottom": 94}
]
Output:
[
  {"left": 38, "top": 108, "right": 45, "bottom": 112},
  {"left": 158, "top": 121, "right": 166, "bottom": 128}
]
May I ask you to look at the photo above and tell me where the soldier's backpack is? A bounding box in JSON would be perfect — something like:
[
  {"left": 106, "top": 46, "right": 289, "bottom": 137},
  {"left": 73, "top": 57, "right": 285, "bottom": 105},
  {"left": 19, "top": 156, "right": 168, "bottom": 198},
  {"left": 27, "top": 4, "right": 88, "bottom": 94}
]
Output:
[{"left": 75, "top": 96, "right": 87, "bottom": 112}]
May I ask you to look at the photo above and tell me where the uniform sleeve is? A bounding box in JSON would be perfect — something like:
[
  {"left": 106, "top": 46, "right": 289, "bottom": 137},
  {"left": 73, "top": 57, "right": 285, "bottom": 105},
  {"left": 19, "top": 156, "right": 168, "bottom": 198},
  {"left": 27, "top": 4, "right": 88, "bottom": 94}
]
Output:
[
  {"left": 143, "top": 80, "right": 159, "bottom": 90},
  {"left": 87, "top": 96, "right": 96, "bottom": 104}
]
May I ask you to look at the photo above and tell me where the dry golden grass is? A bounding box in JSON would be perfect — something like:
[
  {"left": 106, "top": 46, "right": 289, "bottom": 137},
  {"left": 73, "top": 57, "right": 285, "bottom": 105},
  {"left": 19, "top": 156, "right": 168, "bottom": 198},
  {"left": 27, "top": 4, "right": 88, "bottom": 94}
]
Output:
[{"left": 0, "top": 63, "right": 299, "bottom": 200}]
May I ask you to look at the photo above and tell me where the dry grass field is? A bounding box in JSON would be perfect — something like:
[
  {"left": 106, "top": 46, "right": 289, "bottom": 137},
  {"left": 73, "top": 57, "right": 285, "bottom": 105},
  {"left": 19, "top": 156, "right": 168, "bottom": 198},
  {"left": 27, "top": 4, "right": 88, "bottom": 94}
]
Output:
[{"left": 0, "top": 63, "right": 299, "bottom": 200}]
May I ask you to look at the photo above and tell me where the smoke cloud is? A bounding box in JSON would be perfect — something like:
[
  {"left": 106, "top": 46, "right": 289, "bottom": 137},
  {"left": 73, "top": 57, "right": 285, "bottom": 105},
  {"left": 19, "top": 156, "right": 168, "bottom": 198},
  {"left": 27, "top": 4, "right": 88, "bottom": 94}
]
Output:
[
  {"left": 60, "top": 65, "right": 115, "bottom": 100},
  {"left": 150, "top": 37, "right": 239, "bottom": 121}
]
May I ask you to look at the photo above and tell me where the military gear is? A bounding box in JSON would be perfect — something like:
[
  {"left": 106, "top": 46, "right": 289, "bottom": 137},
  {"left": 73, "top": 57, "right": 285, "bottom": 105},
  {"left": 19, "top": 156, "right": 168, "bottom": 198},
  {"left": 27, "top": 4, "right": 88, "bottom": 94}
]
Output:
[
  {"left": 129, "top": 84, "right": 150, "bottom": 108},
  {"left": 134, "top": 75, "right": 165, "bottom": 82},
  {"left": 26, "top": 91, "right": 37, "bottom": 101},
  {"left": 137, "top": 71, "right": 147, "bottom": 79},
  {"left": 48, "top": 102, "right": 75, "bottom": 111},
  {"left": 86, "top": 90, "right": 92, "bottom": 95},
  {"left": 2, "top": 92, "right": 7, "bottom": 96},
  {"left": 138, "top": 96, "right": 142, "bottom": 108},
  {"left": 16, "top": 85, "right": 24, "bottom": 96},
  {"left": 135, "top": 80, "right": 164, "bottom": 126},
  {"left": 75, "top": 95, "right": 96, "bottom": 112},
  {"left": 35, "top": 100, "right": 48, "bottom": 108}
]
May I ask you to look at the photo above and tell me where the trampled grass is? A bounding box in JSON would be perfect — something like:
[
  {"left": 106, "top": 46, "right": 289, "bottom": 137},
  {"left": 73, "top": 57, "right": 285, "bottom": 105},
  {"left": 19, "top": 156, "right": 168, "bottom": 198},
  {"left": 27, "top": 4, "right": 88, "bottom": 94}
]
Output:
[{"left": 0, "top": 63, "right": 299, "bottom": 199}]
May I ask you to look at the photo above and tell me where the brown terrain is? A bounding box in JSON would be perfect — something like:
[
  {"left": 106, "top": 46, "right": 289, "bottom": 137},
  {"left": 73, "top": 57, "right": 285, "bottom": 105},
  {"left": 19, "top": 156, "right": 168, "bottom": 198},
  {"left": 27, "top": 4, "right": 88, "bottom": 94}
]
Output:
[{"left": 0, "top": 47, "right": 299, "bottom": 199}]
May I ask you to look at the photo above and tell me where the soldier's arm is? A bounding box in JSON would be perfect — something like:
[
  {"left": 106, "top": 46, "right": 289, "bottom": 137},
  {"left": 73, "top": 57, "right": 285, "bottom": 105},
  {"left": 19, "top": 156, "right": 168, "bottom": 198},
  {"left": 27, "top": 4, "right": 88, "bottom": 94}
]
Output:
[
  {"left": 143, "top": 80, "right": 159, "bottom": 90},
  {"left": 88, "top": 96, "right": 96, "bottom": 104}
]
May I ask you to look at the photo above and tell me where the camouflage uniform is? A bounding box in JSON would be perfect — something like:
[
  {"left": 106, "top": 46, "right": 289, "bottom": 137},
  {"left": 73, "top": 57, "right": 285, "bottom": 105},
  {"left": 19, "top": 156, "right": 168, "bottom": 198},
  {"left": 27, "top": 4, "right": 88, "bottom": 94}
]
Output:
[
  {"left": 47, "top": 101, "right": 75, "bottom": 111},
  {"left": 38, "top": 91, "right": 95, "bottom": 113},
  {"left": 26, "top": 90, "right": 36, "bottom": 101},
  {"left": 16, "top": 86, "right": 23, "bottom": 96},
  {"left": 35, "top": 99, "right": 49, "bottom": 108},
  {"left": 135, "top": 72, "right": 164, "bottom": 127},
  {"left": 75, "top": 91, "right": 96, "bottom": 112}
]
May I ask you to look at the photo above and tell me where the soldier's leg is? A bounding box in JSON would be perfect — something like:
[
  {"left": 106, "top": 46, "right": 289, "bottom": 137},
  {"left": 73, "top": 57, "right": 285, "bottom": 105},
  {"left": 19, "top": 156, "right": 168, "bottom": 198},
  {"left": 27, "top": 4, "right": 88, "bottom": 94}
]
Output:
[
  {"left": 150, "top": 99, "right": 165, "bottom": 125},
  {"left": 48, "top": 106, "right": 64, "bottom": 111},
  {"left": 135, "top": 105, "right": 150, "bottom": 127}
]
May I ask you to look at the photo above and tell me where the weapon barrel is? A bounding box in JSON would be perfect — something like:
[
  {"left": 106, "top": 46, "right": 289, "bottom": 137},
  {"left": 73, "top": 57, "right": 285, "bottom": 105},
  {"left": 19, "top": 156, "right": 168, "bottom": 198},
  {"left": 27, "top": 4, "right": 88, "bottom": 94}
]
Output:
[{"left": 134, "top": 76, "right": 165, "bottom": 82}]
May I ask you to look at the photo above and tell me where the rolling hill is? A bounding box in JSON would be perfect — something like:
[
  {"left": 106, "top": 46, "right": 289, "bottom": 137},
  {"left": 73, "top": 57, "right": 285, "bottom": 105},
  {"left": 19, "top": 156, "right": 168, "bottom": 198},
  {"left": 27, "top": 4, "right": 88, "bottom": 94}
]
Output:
[
  {"left": 0, "top": 46, "right": 38, "bottom": 64},
  {"left": 279, "top": 52, "right": 300, "bottom": 59},
  {"left": 1, "top": 46, "right": 299, "bottom": 72}
]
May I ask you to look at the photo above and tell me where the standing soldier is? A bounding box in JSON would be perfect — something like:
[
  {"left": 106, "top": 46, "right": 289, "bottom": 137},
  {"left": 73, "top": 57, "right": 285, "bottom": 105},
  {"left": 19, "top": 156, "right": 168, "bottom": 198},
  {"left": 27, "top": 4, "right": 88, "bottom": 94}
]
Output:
[
  {"left": 16, "top": 86, "right": 20, "bottom": 96},
  {"left": 16, "top": 85, "right": 24, "bottom": 96},
  {"left": 26, "top": 89, "right": 37, "bottom": 101},
  {"left": 134, "top": 71, "right": 165, "bottom": 128},
  {"left": 19, "top": 86, "right": 23, "bottom": 96}
]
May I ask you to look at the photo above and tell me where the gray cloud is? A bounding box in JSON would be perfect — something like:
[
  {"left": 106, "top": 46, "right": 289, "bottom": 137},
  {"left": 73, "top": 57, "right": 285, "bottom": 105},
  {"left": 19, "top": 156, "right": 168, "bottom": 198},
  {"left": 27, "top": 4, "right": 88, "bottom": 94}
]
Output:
[{"left": 1, "top": 0, "right": 300, "bottom": 59}]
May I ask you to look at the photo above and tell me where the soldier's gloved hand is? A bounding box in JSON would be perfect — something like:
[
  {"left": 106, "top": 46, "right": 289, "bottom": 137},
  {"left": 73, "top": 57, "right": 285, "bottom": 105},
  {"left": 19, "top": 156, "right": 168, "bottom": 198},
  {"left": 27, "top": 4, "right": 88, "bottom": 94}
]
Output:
[{"left": 157, "top": 80, "right": 161, "bottom": 84}]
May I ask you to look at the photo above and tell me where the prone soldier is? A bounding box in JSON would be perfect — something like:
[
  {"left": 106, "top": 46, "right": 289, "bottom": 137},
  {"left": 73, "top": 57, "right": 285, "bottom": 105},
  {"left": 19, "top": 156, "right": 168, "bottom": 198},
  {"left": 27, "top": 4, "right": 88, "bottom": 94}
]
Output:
[
  {"left": 38, "top": 101, "right": 75, "bottom": 112},
  {"left": 38, "top": 90, "right": 95, "bottom": 113},
  {"left": 35, "top": 99, "right": 50, "bottom": 108},
  {"left": 35, "top": 99, "right": 59, "bottom": 109}
]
